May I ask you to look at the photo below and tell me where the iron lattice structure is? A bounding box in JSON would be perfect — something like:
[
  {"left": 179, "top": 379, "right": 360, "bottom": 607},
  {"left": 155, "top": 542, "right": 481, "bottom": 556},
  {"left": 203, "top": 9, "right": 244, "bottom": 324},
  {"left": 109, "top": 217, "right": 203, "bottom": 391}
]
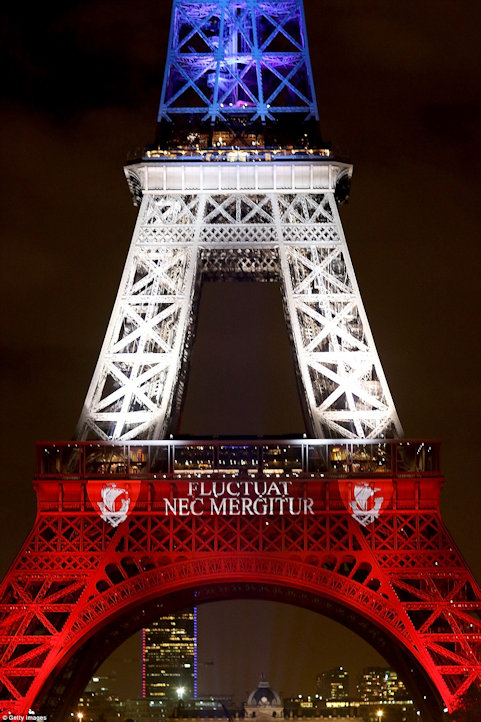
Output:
[
  {"left": 76, "top": 160, "right": 402, "bottom": 442},
  {"left": 158, "top": 0, "right": 318, "bottom": 123},
  {"left": 2, "top": 0, "right": 481, "bottom": 719},
  {"left": 75, "top": 0, "right": 400, "bottom": 441},
  {"left": 0, "top": 439, "right": 480, "bottom": 721}
]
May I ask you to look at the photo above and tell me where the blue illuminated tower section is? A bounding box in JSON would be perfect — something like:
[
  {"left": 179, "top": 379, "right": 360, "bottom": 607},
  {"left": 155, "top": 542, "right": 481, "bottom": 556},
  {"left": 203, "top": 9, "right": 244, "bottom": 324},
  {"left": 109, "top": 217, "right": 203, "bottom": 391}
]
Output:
[{"left": 157, "top": 0, "right": 320, "bottom": 146}]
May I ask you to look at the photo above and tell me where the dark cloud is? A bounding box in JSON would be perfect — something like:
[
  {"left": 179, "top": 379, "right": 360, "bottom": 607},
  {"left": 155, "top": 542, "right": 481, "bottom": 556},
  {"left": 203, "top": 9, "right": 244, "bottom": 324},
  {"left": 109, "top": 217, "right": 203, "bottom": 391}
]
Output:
[
  {"left": 420, "top": 102, "right": 481, "bottom": 146},
  {"left": 2, "top": 0, "right": 169, "bottom": 119}
]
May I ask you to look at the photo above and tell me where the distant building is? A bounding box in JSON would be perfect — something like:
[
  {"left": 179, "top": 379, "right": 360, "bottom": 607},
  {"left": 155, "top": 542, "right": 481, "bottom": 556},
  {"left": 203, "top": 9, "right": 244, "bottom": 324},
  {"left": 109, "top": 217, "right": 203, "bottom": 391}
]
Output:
[
  {"left": 246, "top": 677, "right": 362, "bottom": 722},
  {"left": 165, "top": 696, "right": 236, "bottom": 718},
  {"left": 142, "top": 609, "right": 198, "bottom": 701},
  {"left": 356, "top": 668, "right": 415, "bottom": 722},
  {"left": 244, "top": 675, "right": 284, "bottom": 719},
  {"left": 164, "top": 677, "right": 363, "bottom": 722},
  {"left": 357, "top": 668, "right": 408, "bottom": 703},
  {"left": 316, "top": 667, "right": 349, "bottom": 701},
  {"left": 76, "top": 675, "right": 121, "bottom": 722},
  {"left": 120, "top": 698, "right": 165, "bottom": 722}
]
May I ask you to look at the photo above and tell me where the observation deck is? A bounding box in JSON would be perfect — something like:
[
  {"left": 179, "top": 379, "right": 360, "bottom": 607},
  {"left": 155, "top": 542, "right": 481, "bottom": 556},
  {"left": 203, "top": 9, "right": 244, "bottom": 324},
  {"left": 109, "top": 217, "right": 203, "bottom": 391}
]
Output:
[
  {"left": 37, "top": 438, "right": 440, "bottom": 480},
  {"left": 142, "top": 146, "right": 332, "bottom": 162}
]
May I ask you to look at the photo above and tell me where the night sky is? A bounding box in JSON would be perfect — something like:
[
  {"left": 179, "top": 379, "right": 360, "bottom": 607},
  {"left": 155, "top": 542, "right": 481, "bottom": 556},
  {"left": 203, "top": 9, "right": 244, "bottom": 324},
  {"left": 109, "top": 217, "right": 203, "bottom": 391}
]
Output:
[{"left": 2, "top": 0, "right": 481, "bottom": 705}]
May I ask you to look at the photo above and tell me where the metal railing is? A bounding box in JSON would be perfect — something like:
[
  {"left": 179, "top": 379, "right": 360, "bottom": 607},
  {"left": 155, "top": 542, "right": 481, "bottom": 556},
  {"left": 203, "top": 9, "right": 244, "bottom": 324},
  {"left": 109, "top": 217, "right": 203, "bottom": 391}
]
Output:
[
  {"left": 143, "top": 147, "right": 331, "bottom": 162},
  {"left": 36, "top": 439, "right": 440, "bottom": 480}
]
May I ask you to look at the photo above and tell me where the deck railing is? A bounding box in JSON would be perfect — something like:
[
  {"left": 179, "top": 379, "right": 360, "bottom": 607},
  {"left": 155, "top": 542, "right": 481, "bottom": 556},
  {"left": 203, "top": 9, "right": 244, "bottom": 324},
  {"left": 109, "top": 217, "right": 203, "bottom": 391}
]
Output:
[{"left": 36, "top": 439, "right": 440, "bottom": 480}]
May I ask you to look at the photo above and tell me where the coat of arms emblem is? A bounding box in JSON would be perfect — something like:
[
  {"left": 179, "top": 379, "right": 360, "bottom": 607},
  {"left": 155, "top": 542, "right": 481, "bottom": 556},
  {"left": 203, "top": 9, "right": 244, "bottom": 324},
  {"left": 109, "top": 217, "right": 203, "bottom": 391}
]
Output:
[
  {"left": 98, "top": 483, "right": 130, "bottom": 527},
  {"left": 350, "top": 482, "right": 384, "bottom": 527}
]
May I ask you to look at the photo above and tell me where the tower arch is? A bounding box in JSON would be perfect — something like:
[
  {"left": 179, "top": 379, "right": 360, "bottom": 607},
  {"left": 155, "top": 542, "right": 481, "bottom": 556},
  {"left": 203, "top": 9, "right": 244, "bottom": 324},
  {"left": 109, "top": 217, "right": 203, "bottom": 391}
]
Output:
[
  {"left": 33, "top": 557, "right": 443, "bottom": 722},
  {"left": 2, "top": 446, "right": 480, "bottom": 719}
]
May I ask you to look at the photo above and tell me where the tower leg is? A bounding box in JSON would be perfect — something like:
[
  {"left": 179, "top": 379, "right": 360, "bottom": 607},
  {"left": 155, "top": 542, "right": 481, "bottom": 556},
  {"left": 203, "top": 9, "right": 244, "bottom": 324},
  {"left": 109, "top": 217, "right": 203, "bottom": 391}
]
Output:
[
  {"left": 275, "top": 191, "right": 401, "bottom": 439},
  {"left": 77, "top": 193, "right": 203, "bottom": 440}
]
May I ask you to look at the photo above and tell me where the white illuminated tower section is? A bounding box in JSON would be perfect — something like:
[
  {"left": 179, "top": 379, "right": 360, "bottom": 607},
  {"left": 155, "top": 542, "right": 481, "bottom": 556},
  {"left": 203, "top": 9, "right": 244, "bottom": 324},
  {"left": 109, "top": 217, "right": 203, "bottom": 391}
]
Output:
[{"left": 76, "top": 0, "right": 402, "bottom": 442}]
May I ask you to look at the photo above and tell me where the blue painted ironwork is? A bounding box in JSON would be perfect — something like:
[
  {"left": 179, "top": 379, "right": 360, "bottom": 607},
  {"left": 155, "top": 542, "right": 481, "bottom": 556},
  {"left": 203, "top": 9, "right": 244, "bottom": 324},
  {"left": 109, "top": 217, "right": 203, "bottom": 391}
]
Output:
[{"left": 158, "top": 0, "right": 319, "bottom": 125}]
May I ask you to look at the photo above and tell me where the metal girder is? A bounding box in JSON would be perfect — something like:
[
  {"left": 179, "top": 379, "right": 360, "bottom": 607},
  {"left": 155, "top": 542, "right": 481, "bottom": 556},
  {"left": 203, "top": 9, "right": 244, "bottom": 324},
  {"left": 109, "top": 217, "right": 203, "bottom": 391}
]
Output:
[
  {"left": 76, "top": 170, "right": 402, "bottom": 441},
  {"left": 77, "top": 194, "right": 203, "bottom": 441},
  {"left": 158, "top": 0, "right": 318, "bottom": 122},
  {"left": 0, "top": 471, "right": 480, "bottom": 719}
]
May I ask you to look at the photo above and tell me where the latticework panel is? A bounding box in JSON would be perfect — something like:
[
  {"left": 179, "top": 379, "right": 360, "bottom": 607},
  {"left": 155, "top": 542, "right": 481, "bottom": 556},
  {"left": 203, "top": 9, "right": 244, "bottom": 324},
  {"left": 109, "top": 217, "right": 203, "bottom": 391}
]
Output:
[
  {"left": 0, "top": 475, "right": 480, "bottom": 718},
  {"left": 158, "top": 0, "right": 318, "bottom": 123},
  {"left": 76, "top": 193, "right": 202, "bottom": 441},
  {"left": 76, "top": 189, "right": 401, "bottom": 441}
]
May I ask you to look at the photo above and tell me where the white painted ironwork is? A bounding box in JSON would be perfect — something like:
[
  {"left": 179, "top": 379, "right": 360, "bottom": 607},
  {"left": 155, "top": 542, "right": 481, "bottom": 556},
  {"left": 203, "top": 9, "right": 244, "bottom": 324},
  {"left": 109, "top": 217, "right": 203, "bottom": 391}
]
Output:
[{"left": 76, "top": 160, "right": 402, "bottom": 441}]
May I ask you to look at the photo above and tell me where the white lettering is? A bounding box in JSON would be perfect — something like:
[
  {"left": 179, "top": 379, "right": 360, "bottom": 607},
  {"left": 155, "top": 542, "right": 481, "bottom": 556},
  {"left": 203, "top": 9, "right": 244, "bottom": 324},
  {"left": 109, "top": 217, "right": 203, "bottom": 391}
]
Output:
[
  {"left": 164, "top": 491, "right": 315, "bottom": 517},
  {"left": 226, "top": 481, "right": 240, "bottom": 497},
  {"left": 288, "top": 498, "right": 302, "bottom": 515},
  {"left": 177, "top": 498, "right": 190, "bottom": 515},
  {"left": 270, "top": 497, "right": 289, "bottom": 514},
  {"left": 228, "top": 498, "right": 241, "bottom": 515},
  {"left": 164, "top": 498, "right": 177, "bottom": 514},
  {"left": 191, "top": 498, "right": 204, "bottom": 516},
  {"left": 239, "top": 480, "right": 251, "bottom": 495},
  {"left": 253, "top": 497, "right": 268, "bottom": 514},
  {"left": 279, "top": 481, "right": 290, "bottom": 495},
  {"left": 165, "top": 498, "right": 205, "bottom": 515},
  {"left": 304, "top": 498, "right": 315, "bottom": 515},
  {"left": 242, "top": 497, "right": 254, "bottom": 515},
  {"left": 253, "top": 481, "right": 267, "bottom": 496},
  {"left": 212, "top": 482, "right": 225, "bottom": 497},
  {"left": 211, "top": 498, "right": 227, "bottom": 514},
  {"left": 188, "top": 481, "right": 198, "bottom": 497},
  {"left": 266, "top": 481, "right": 282, "bottom": 496}
]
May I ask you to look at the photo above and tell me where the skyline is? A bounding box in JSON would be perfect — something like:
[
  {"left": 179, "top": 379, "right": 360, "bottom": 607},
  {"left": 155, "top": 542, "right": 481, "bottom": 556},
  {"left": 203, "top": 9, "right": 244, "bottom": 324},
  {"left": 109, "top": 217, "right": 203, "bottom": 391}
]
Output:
[
  {"left": 97, "top": 599, "right": 390, "bottom": 701},
  {"left": 91, "top": 650, "right": 409, "bottom": 705},
  {"left": 1, "top": 0, "right": 481, "bottom": 710}
]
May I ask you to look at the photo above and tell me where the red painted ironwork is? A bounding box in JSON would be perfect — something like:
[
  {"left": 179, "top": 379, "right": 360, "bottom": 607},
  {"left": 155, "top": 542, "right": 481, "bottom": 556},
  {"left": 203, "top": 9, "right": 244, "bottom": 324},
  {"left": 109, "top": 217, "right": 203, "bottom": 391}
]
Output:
[{"left": 0, "top": 439, "right": 480, "bottom": 721}]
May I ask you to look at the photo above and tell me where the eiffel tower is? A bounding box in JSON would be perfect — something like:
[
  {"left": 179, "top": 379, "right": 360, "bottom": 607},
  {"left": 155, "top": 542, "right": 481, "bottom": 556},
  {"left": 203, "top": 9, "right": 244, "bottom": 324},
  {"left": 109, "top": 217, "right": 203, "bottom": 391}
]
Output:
[
  {"left": 0, "top": 2, "right": 480, "bottom": 721},
  {"left": 75, "top": 0, "right": 401, "bottom": 443}
]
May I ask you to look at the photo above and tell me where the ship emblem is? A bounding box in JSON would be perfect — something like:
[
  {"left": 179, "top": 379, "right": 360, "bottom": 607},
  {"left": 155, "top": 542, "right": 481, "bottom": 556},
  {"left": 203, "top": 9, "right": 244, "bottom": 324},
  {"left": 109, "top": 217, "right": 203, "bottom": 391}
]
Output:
[
  {"left": 350, "top": 482, "right": 383, "bottom": 527},
  {"left": 98, "top": 483, "right": 130, "bottom": 527}
]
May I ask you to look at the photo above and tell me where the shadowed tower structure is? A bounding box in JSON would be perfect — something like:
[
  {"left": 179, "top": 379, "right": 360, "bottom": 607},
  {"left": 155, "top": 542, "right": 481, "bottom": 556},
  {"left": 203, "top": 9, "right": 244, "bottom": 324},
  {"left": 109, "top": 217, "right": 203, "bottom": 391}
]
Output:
[{"left": 1, "top": 2, "right": 481, "bottom": 722}]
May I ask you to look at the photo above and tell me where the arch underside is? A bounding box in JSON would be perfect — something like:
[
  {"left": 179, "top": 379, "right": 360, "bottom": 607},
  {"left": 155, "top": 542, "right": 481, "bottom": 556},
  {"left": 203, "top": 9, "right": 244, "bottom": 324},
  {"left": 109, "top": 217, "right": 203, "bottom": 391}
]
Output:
[
  {"left": 32, "top": 554, "right": 444, "bottom": 722},
  {"left": 3, "top": 500, "right": 481, "bottom": 719}
]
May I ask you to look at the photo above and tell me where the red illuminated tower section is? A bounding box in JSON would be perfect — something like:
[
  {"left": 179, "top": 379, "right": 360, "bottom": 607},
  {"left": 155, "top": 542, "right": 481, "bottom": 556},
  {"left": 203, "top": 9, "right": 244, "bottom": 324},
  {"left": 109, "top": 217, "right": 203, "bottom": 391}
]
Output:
[{"left": 0, "top": 2, "right": 480, "bottom": 721}]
